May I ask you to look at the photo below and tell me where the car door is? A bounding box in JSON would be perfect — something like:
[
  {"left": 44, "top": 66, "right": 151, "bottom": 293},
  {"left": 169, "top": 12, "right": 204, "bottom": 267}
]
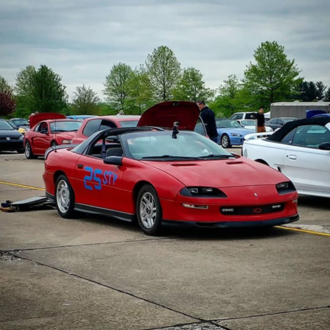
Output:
[
  {"left": 73, "top": 145, "right": 125, "bottom": 213},
  {"left": 281, "top": 124, "right": 330, "bottom": 195},
  {"left": 33, "top": 122, "right": 52, "bottom": 154}
]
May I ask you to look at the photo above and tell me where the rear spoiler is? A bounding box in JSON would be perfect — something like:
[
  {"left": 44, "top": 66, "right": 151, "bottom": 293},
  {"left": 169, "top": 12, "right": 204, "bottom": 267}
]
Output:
[
  {"left": 243, "top": 132, "right": 273, "bottom": 142},
  {"left": 44, "top": 144, "right": 78, "bottom": 160}
]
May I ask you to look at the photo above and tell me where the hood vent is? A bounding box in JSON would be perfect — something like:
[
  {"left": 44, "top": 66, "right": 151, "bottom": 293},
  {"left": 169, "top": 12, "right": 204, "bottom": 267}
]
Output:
[{"left": 170, "top": 163, "right": 198, "bottom": 167}]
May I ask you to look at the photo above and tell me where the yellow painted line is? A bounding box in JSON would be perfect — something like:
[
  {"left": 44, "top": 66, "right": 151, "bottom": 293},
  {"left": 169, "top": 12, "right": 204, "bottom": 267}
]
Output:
[
  {"left": 276, "top": 226, "right": 330, "bottom": 237},
  {"left": 0, "top": 181, "right": 45, "bottom": 191}
]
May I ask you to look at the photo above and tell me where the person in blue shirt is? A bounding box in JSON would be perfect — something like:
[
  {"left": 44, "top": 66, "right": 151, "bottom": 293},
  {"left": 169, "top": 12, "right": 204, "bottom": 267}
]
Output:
[{"left": 196, "top": 100, "right": 219, "bottom": 143}]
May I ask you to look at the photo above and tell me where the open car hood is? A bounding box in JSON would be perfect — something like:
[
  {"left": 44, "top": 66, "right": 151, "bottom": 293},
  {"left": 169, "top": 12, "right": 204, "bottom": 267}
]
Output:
[
  {"left": 29, "top": 112, "right": 66, "bottom": 128},
  {"left": 137, "top": 101, "right": 200, "bottom": 131}
]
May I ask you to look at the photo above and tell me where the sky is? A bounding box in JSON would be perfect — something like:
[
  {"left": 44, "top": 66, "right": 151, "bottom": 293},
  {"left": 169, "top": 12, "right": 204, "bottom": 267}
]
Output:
[{"left": 1, "top": 0, "right": 330, "bottom": 101}]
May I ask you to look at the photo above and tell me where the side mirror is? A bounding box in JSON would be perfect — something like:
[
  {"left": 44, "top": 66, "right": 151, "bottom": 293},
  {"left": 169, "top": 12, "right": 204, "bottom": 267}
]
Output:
[
  {"left": 319, "top": 142, "right": 330, "bottom": 150},
  {"left": 103, "top": 156, "right": 123, "bottom": 166}
]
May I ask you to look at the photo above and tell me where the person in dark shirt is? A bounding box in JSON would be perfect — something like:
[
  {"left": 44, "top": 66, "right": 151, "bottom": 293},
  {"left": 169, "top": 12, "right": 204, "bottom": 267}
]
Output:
[
  {"left": 253, "top": 107, "right": 265, "bottom": 132},
  {"left": 196, "top": 100, "right": 219, "bottom": 143}
]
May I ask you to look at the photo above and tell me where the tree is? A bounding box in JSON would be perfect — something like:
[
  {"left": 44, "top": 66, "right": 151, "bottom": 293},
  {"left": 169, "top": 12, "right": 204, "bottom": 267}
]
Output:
[
  {"left": 103, "top": 63, "right": 133, "bottom": 111},
  {"left": 0, "top": 91, "right": 16, "bottom": 116},
  {"left": 210, "top": 75, "right": 247, "bottom": 117},
  {"left": 125, "top": 65, "right": 154, "bottom": 114},
  {"left": 172, "top": 67, "right": 213, "bottom": 102},
  {"left": 71, "top": 85, "right": 100, "bottom": 115},
  {"left": 145, "top": 46, "right": 181, "bottom": 101},
  {"left": 0, "top": 76, "right": 13, "bottom": 93},
  {"left": 316, "top": 81, "right": 327, "bottom": 100},
  {"left": 324, "top": 88, "right": 330, "bottom": 102},
  {"left": 244, "top": 41, "right": 302, "bottom": 109}
]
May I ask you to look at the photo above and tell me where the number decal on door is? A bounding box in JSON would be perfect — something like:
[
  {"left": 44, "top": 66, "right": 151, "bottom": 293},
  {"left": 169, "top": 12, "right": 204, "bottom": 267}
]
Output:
[{"left": 84, "top": 167, "right": 117, "bottom": 190}]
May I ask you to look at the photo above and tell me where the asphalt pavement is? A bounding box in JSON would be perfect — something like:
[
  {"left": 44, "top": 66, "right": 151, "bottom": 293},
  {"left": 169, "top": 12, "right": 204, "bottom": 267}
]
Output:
[{"left": 0, "top": 152, "right": 329, "bottom": 330}]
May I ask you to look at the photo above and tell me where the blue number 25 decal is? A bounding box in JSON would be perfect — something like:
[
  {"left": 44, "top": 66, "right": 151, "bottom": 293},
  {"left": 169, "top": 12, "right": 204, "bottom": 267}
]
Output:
[{"left": 84, "top": 167, "right": 117, "bottom": 191}]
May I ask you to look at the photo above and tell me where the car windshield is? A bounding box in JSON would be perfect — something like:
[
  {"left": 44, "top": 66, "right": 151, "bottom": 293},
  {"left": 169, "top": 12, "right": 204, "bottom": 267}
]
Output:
[
  {"left": 50, "top": 121, "right": 82, "bottom": 133},
  {"left": 11, "top": 119, "right": 29, "bottom": 126},
  {"left": 122, "top": 131, "right": 234, "bottom": 160},
  {"left": 0, "top": 120, "right": 14, "bottom": 130},
  {"left": 216, "top": 119, "right": 242, "bottom": 128},
  {"left": 241, "top": 120, "right": 256, "bottom": 127},
  {"left": 118, "top": 120, "right": 139, "bottom": 128}
]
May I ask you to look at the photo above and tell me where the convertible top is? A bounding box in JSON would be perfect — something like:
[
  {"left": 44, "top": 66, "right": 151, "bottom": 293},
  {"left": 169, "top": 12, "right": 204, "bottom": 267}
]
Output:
[{"left": 267, "top": 117, "right": 330, "bottom": 142}]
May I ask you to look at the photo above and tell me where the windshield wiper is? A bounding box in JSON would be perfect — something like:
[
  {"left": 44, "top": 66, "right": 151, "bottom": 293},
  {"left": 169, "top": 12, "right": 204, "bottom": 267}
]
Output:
[
  {"left": 141, "top": 155, "right": 199, "bottom": 160},
  {"left": 198, "top": 154, "right": 234, "bottom": 159}
]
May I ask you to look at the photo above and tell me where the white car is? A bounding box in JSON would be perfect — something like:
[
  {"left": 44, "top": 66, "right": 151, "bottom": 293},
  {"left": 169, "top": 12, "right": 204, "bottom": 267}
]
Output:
[
  {"left": 242, "top": 117, "right": 330, "bottom": 198},
  {"left": 238, "top": 119, "right": 273, "bottom": 133}
]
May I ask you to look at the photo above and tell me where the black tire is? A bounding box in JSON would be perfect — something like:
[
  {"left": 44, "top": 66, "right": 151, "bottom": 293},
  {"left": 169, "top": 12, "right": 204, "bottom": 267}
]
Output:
[
  {"left": 136, "top": 184, "right": 163, "bottom": 236},
  {"left": 25, "top": 141, "right": 36, "bottom": 159},
  {"left": 55, "top": 175, "right": 76, "bottom": 218},
  {"left": 221, "top": 134, "right": 231, "bottom": 148}
]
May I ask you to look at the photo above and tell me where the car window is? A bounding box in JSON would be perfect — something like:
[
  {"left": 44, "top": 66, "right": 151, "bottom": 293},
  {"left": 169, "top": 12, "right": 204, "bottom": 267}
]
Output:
[
  {"left": 281, "top": 128, "right": 297, "bottom": 144},
  {"left": 292, "top": 125, "right": 330, "bottom": 148},
  {"left": 236, "top": 114, "right": 243, "bottom": 119},
  {"left": 118, "top": 120, "right": 139, "bottom": 128},
  {"left": 100, "top": 120, "right": 116, "bottom": 130},
  {"left": 83, "top": 119, "right": 102, "bottom": 137},
  {"left": 37, "top": 122, "right": 48, "bottom": 133},
  {"left": 0, "top": 120, "right": 15, "bottom": 130},
  {"left": 194, "top": 118, "right": 206, "bottom": 136},
  {"left": 231, "top": 115, "right": 237, "bottom": 120},
  {"left": 245, "top": 113, "right": 254, "bottom": 119},
  {"left": 50, "top": 121, "right": 81, "bottom": 133}
]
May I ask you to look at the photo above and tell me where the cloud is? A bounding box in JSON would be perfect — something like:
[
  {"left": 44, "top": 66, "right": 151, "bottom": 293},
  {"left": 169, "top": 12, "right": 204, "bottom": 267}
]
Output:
[{"left": 1, "top": 0, "right": 329, "bottom": 101}]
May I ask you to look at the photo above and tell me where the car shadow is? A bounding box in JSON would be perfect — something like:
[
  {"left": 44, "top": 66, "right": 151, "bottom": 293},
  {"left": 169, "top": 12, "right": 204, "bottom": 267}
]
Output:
[{"left": 298, "top": 195, "right": 330, "bottom": 210}]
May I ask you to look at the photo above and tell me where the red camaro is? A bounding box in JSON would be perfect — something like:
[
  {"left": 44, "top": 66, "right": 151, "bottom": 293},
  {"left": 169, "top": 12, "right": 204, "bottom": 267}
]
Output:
[
  {"left": 43, "top": 101, "right": 299, "bottom": 235},
  {"left": 24, "top": 113, "right": 82, "bottom": 159}
]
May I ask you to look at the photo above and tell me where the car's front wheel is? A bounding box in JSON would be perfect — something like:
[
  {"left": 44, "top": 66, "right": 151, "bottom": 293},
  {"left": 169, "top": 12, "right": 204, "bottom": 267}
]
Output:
[
  {"left": 221, "top": 134, "right": 231, "bottom": 148},
  {"left": 55, "top": 175, "right": 75, "bottom": 218},
  {"left": 136, "top": 184, "right": 162, "bottom": 236},
  {"left": 25, "top": 141, "right": 35, "bottom": 159}
]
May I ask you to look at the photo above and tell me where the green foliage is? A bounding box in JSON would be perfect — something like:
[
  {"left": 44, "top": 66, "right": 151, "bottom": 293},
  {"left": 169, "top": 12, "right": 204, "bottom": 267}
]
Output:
[
  {"left": 172, "top": 67, "right": 214, "bottom": 102},
  {"left": 71, "top": 85, "right": 101, "bottom": 115},
  {"left": 244, "top": 41, "right": 302, "bottom": 108},
  {"left": 145, "top": 46, "right": 181, "bottom": 101},
  {"left": 0, "top": 91, "right": 16, "bottom": 116},
  {"left": 103, "top": 63, "right": 133, "bottom": 111},
  {"left": 0, "top": 76, "right": 13, "bottom": 93},
  {"left": 324, "top": 88, "right": 330, "bottom": 102},
  {"left": 14, "top": 65, "right": 67, "bottom": 116},
  {"left": 315, "top": 81, "right": 327, "bottom": 100},
  {"left": 124, "top": 65, "right": 155, "bottom": 114}
]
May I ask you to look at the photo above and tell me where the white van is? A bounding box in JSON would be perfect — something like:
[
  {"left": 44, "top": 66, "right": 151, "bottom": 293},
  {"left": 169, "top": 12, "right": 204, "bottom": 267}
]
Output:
[{"left": 230, "top": 111, "right": 271, "bottom": 121}]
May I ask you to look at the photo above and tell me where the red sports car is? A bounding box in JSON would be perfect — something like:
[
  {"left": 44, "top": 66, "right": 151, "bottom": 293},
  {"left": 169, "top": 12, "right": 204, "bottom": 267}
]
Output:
[
  {"left": 24, "top": 113, "right": 82, "bottom": 159},
  {"left": 43, "top": 102, "right": 299, "bottom": 235},
  {"left": 72, "top": 115, "right": 141, "bottom": 144}
]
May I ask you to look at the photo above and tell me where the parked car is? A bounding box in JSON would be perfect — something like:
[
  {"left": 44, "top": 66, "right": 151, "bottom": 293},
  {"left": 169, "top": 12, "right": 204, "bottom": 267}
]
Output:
[
  {"left": 43, "top": 109, "right": 299, "bottom": 235},
  {"left": 230, "top": 112, "right": 256, "bottom": 120},
  {"left": 24, "top": 113, "right": 82, "bottom": 159},
  {"left": 237, "top": 119, "right": 273, "bottom": 133},
  {"left": 266, "top": 117, "right": 297, "bottom": 131},
  {"left": 72, "top": 102, "right": 208, "bottom": 144},
  {"left": 215, "top": 118, "right": 252, "bottom": 148},
  {"left": 242, "top": 116, "right": 330, "bottom": 198},
  {"left": 9, "top": 118, "right": 30, "bottom": 134},
  {"left": 0, "top": 119, "right": 24, "bottom": 153}
]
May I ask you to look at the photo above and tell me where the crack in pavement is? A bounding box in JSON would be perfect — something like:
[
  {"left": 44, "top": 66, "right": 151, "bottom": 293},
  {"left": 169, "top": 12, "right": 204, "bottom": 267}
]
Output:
[{"left": 6, "top": 251, "right": 206, "bottom": 325}]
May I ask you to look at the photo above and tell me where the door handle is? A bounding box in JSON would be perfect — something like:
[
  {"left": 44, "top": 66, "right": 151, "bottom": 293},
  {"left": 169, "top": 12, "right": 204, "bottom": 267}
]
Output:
[
  {"left": 77, "top": 164, "right": 84, "bottom": 169},
  {"left": 287, "top": 154, "right": 297, "bottom": 160}
]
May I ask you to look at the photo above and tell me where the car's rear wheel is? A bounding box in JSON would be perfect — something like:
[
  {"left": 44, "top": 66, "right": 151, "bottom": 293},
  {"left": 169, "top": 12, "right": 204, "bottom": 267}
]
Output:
[
  {"left": 221, "top": 134, "right": 231, "bottom": 148},
  {"left": 55, "top": 175, "right": 75, "bottom": 218},
  {"left": 25, "top": 141, "right": 35, "bottom": 159},
  {"left": 136, "top": 184, "right": 162, "bottom": 236}
]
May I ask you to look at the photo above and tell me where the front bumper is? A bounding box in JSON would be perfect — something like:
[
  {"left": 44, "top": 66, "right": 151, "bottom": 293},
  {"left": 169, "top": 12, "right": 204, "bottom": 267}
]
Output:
[
  {"left": 229, "top": 136, "right": 244, "bottom": 145},
  {"left": 0, "top": 140, "right": 24, "bottom": 151}
]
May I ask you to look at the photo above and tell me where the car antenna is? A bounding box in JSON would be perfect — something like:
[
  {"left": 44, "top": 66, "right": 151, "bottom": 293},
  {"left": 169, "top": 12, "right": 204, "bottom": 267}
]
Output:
[{"left": 172, "top": 121, "right": 179, "bottom": 139}]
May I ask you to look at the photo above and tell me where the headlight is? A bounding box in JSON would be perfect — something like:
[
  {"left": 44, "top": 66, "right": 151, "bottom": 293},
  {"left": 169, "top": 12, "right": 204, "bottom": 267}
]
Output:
[
  {"left": 180, "top": 187, "right": 227, "bottom": 198},
  {"left": 62, "top": 139, "right": 72, "bottom": 144},
  {"left": 276, "top": 182, "right": 296, "bottom": 194}
]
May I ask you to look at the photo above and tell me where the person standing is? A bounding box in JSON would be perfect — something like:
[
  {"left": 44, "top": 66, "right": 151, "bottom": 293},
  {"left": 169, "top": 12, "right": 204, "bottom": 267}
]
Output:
[
  {"left": 196, "top": 100, "right": 219, "bottom": 143},
  {"left": 253, "top": 107, "right": 265, "bottom": 133}
]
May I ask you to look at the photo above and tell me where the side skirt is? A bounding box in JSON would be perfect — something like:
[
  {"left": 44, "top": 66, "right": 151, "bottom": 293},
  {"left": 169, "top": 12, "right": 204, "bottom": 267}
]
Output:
[{"left": 75, "top": 203, "right": 134, "bottom": 222}]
